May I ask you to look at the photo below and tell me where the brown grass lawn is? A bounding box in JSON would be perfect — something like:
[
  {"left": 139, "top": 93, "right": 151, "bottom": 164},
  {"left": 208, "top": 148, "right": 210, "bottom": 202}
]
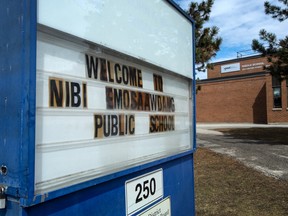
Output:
[{"left": 194, "top": 148, "right": 288, "bottom": 216}]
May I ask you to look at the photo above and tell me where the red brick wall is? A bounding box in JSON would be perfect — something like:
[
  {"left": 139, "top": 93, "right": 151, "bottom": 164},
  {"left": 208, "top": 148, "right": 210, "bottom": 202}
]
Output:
[
  {"left": 196, "top": 76, "right": 267, "bottom": 123},
  {"left": 266, "top": 76, "right": 288, "bottom": 123}
]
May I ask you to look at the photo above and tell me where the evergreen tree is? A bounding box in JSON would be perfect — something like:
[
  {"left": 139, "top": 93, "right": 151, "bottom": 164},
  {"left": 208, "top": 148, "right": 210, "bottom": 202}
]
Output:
[
  {"left": 264, "top": 0, "right": 288, "bottom": 22},
  {"left": 252, "top": 0, "right": 288, "bottom": 79},
  {"left": 187, "top": 0, "right": 222, "bottom": 72}
]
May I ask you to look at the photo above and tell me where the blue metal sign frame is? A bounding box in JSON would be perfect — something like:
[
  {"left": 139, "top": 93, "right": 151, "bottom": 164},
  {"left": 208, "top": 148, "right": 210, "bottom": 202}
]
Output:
[
  {"left": 0, "top": 0, "right": 37, "bottom": 204},
  {"left": 0, "top": 0, "right": 196, "bottom": 214}
]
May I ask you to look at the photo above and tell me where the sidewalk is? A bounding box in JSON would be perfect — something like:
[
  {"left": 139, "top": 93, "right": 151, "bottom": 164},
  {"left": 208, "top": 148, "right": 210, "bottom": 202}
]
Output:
[
  {"left": 196, "top": 123, "right": 288, "bottom": 180},
  {"left": 197, "top": 123, "right": 288, "bottom": 135}
]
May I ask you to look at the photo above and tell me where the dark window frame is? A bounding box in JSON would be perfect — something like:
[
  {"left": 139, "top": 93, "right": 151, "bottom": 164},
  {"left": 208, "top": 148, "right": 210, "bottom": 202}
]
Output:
[
  {"left": 272, "top": 76, "right": 282, "bottom": 108},
  {"left": 286, "top": 79, "right": 288, "bottom": 108}
]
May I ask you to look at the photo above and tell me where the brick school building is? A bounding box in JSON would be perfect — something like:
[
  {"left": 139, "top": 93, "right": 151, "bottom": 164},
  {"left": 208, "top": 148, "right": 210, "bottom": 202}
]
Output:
[{"left": 196, "top": 55, "right": 288, "bottom": 124}]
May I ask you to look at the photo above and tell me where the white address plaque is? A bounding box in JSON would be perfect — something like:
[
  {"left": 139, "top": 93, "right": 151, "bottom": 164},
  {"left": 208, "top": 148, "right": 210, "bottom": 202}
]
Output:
[
  {"left": 125, "top": 169, "right": 164, "bottom": 216},
  {"left": 138, "top": 197, "right": 171, "bottom": 216}
]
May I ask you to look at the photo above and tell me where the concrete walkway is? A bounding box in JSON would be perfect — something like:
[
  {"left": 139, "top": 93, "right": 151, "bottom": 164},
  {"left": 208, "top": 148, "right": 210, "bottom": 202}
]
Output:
[
  {"left": 196, "top": 124, "right": 288, "bottom": 180},
  {"left": 197, "top": 123, "right": 288, "bottom": 135}
]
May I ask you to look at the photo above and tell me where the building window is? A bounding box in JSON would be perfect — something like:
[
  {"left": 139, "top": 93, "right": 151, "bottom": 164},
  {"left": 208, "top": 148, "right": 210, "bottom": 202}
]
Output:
[
  {"left": 286, "top": 79, "right": 288, "bottom": 108},
  {"left": 272, "top": 76, "right": 282, "bottom": 108}
]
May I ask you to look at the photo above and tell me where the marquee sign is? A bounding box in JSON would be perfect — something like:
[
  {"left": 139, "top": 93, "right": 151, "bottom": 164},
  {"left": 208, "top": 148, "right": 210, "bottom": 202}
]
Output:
[
  {"left": 1, "top": 0, "right": 195, "bottom": 214},
  {"left": 35, "top": 31, "right": 193, "bottom": 193},
  {"left": 33, "top": 0, "right": 194, "bottom": 195}
]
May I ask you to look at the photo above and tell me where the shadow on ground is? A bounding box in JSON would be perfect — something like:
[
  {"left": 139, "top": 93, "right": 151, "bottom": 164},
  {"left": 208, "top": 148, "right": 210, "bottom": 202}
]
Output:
[{"left": 216, "top": 128, "right": 288, "bottom": 145}]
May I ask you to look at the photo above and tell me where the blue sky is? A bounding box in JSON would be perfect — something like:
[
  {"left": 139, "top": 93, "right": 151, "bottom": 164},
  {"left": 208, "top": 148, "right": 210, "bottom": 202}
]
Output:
[{"left": 173, "top": 0, "right": 288, "bottom": 79}]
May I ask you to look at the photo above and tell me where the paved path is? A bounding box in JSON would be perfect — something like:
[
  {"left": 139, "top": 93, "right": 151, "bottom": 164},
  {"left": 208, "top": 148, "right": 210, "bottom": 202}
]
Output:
[{"left": 196, "top": 124, "right": 288, "bottom": 180}]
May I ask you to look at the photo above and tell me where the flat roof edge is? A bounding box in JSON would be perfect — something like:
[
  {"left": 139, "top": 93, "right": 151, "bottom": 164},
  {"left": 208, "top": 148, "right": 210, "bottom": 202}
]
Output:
[{"left": 212, "top": 54, "right": 264, "bottom": 65}]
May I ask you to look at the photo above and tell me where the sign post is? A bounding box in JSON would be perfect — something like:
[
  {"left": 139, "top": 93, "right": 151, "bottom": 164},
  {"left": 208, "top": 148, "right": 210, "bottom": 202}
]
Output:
[{"left": 0, "top": 1, "right": 196, "bottom": 215}]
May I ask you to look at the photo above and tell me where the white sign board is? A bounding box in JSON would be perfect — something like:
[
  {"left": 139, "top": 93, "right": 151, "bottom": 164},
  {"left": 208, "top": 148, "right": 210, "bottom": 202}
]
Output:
[
  {"left": 242, "top": 62, "right": 266, "bottom": 71},
  {"left": 125, "top": 169, "right": 163, "bottom": 215},
  {"left": 138, "top": 197, "right": 171, "bottom": 216},
  {"left": 221, "top": 63, "right": 240, "bottom": 73},
  {"left": 35, "top": 31, "right": 193, "bottom": 193},
  {"left": 38, "top": 0, "right": 193, "bottom": 79}
]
